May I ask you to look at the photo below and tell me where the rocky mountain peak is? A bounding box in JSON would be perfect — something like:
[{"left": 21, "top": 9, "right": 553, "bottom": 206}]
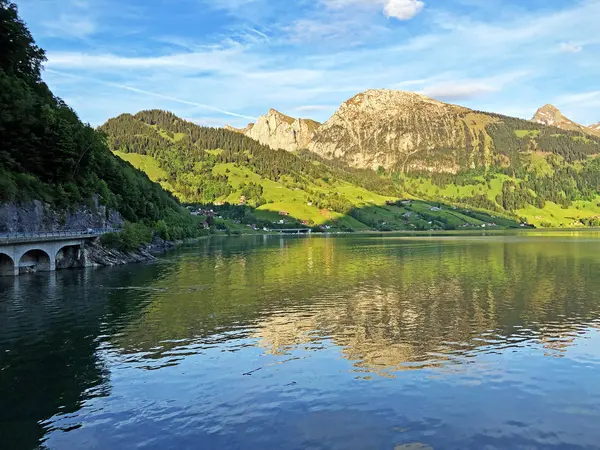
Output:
[
  {"left": 533, "top": 104, "right": 564, "bottom": 126},
  {"left": 229, "top": 109, "right": 321, "bottom": 152},
  {"left": 267, "top": 108, "right": 295, "bottom": 125},
  {"left": 342, "top": 89, "right": 437, "bottom": 109},
  {"left": 532, "top": 105, "right": 600, "bottom": 136},
  {"left": 308, "top": 89, "right": 471, "bottom": 171}
]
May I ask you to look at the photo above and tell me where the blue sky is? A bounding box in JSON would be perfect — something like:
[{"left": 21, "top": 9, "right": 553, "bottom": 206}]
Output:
[{"left": 15, "top": 0, "right": 600, "bottom": 128}]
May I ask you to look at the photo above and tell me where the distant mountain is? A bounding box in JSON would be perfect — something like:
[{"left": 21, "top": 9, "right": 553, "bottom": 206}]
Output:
[
  {"left": 532, "top": 104, "right": 600, "bottom": 137},
  {"left": 532, "top": 104, "right": 585, "bottom": 132},
  {"left": 227, "top": 109, "right": 320, "bottom": 152},
  {"left": 307, "top": 89, "right": 600, "bottom": 172}
]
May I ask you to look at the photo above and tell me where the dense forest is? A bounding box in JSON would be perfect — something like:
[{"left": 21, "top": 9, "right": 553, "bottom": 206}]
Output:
[{"left": 0, "top": 1, "right": 201, "bottom": 239}]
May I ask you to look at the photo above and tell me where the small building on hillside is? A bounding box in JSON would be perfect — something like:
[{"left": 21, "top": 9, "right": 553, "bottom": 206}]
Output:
[{"left": 279, "top": 211, "right": 290, "bottom": 216}]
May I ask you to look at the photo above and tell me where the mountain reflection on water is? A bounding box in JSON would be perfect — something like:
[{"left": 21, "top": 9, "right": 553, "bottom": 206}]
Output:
[{"left": 1, "top": 233, "right": 600, "bottom": 449}]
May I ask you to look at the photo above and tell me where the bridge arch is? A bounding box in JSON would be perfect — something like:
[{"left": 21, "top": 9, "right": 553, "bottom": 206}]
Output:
[
  {"left": 55, "top": 243, "right": 85, "bottom": 270},
  {"left": 18, "top": 248, "right": 53, "bottom": 272},
  {"left": 0, "top": 252, "right": 15, "bottom": 277}
]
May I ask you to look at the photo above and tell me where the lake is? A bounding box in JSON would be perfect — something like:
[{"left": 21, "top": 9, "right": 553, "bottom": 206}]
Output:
[{"left": 2, "top": 233, "right": 600, "bottom": 450}]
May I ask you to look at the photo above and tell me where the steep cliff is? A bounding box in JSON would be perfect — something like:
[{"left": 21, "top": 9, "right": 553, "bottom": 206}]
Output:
[
  {"left": 0, "top": 196, "right": 123, "bottom": 233},
  {"left": 228, "top": 109, "right": 320, "bottom": 152}
]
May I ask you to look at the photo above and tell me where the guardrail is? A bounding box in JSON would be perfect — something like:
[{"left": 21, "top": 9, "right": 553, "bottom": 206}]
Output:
[{"left": 0, "top": 228, "right": 121, "bottom": 244}]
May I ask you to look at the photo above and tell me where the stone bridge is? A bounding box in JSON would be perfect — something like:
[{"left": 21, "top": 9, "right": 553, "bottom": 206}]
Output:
[{"left": 0, "top": 229, "right": 118, "bottom": 276}]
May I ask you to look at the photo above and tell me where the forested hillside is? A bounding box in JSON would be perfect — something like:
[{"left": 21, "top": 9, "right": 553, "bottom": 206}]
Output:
[
  {"left": 101, "top": 110, "right": 522, "bottom": 231},
  {"left": 0, "top": 1, "right": 200, "bottom": 238},
  {"left": 102, "top": 105, "right": 600, "bottom": 229}
]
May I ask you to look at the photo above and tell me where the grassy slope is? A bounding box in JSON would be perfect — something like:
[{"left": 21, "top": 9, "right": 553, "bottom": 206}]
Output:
[
  {"left": 114, "top": 151, "right": 512, "bottom": 230},
  {"left": 212, "top": 163, "right": 373, "bottom": 229},
  {"left": 113, "top": 151, "right": 176, "bottom": 193},
  {"left": 408, "top": 175, "right": 505, "bottom": 202},
  {"left": 406, "top": 172, "right": 600, "bottom": 228},
  {"left": 517, "top": 201, "right": 600, "bottom": 228}
]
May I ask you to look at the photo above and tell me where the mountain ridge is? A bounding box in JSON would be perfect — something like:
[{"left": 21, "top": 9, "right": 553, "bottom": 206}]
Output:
[
  {"left": 228, "top": 90, "right": 600, "bottom": 174},
  {"left": 102, "top": 105, "right": 600, "bottom": 229}
]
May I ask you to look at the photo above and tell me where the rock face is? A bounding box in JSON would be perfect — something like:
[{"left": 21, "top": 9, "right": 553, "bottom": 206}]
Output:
[
  {"left": 590, "top": 122, "right": 600, "bottom": 132},
  {"left": 228, "top": 109, "right": 320, "bottom": 152},
  {"left": 307, "top": 89, "right": 496, "bottom": 172},
  {"left": 0, "top": 195, "right": 123, "bottom": 233}
]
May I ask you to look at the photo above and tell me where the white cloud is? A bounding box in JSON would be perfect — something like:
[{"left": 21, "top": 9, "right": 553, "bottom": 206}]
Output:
[
  {"left": 321, "top": 0, "right": 424, "bottom": 20},
  {"left": 419, "top": 71, "right": 529, "bottom": 101},
  {"left": 558, "top": 42, "right": 583, "bottom": 53},
  {"left": 41, "top": 14, "right": 97, "bottom": 39},
  {"left": 46, "top": 47, "right": 247, "bottom": 73},
  {"left": 557, "top": 90, "right": 600, "bottom": 106},
  {"left": 420, "top": 83, "right": 498, "bottom": 101},
  {"left": 384, "top": 0, "right": 424, "bottom": 20},
  {"left": 293, "top": 105, "right": 335, "bottom": 113},
  {"left": 46, "top": 69, "right": 257, "bottom": 120}
]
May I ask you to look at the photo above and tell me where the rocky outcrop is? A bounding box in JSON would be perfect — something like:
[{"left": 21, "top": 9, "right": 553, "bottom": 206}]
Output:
[
  {"left": 55, "top": 235, "right": 177, "bottom": 271},
  {"left": 307, "top": 89, "right": 496, "bottom": 172},
  {"left": 84, "top": 240, "right": 156, "bottom": 267},
  {"left": 590, "top": 122, "right": 600, "bottom": 132},
  {"left": 0, "top": 196, "right": 123, "bottom": 233},
  {"left": 227, "top": 109, "right": 320, "bottom": 152},
  {"left": 84, "top": 235, "right": 178, "bottom": 268}
]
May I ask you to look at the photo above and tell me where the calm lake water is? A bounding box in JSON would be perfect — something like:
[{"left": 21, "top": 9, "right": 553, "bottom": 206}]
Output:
[{"left": 2, "top": 233, "right": 600, "bottom": 450}]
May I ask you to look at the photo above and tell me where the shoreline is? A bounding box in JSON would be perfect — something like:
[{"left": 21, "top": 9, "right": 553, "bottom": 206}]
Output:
[{"left": 6, "top": 228, "right": 599, "bottom": 277}]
